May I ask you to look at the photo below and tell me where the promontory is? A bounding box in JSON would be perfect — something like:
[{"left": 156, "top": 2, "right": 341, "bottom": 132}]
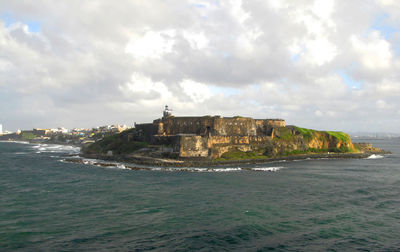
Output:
[{"left": 81, "top": 106, "right": 387, "bottom": 167}]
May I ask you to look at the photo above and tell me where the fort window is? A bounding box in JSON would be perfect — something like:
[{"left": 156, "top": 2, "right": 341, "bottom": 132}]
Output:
[{"left": 206, "top": 126, "right": 211, "bottom": 135}]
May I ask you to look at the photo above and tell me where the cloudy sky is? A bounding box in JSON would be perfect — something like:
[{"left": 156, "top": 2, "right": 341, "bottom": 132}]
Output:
[{"left": 1, "top": 0, "right": 400, "bottom": 133}]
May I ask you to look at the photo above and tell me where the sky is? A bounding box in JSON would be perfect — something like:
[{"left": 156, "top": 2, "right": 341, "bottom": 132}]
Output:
[{"left": 1, "top": 0, "right": 400, "bottom": 133}]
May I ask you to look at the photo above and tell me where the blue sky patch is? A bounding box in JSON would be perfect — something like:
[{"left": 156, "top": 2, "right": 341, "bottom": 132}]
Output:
[
  {"left": 338, "top": 70, "right": 361, "bottom": 89},
  {"left": 1, "top": 12, "right": 14, "bottom": 27},
  {"left": 193, "top": 3, "right": 207, "bottom": 8},
  {"left": 371, "top": 13, "right": 398, "bottom": 39},
  {"left": 291, "top": 53, "right": 301, "bottom": 62},
  {"left": 291, "top": 47, "right": 305, "bottom": 63},
  {"left": 210, "top": 85, "right": 240, "bottom": 96},
  {"left": 26, "top": 21, "right": 40, "bottom": 32},
  {"left": 1, "top": 12, "right": 40, "bottom": 32}
]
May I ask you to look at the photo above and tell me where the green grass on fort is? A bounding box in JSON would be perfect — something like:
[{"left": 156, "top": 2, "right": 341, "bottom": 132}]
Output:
[
  {"left": 295, "top": 127, "right": 316, "bottom": 140},
  {"left": 295, "top": 127, "right": 351, "bottom": 143},
  {"left": 84, "top": 129, "right": 148, "bottom": 155}
]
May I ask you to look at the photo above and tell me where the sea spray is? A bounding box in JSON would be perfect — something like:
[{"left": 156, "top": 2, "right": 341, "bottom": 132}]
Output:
[{"left": 366, "top": 154, "right": 384, "bottom": 159}]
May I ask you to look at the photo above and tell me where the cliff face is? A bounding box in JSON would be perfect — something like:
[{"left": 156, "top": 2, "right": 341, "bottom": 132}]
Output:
[
  {"left": 176, "top": 126, "right": 357, "bottom": 160},
  {"left": 269, "top": 127, "right": 356, "bottom": 156}
]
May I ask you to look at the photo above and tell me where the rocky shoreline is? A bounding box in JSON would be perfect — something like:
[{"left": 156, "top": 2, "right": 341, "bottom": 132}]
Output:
[
  {"left": 3, "top": 139, "right": 390, "bottom": 169},
  {"left": 76, "top": 149, "right": 390, "bottom": 169}
]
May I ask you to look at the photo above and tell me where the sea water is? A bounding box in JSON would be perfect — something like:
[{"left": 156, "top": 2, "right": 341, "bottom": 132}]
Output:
[{"left": 0, "top": 139, "right": 400, "bottom": 251}]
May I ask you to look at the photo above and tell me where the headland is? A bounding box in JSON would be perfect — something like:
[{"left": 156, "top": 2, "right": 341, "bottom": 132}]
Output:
[{"left": 81, "top": 106, "right": 388, "bottom": 167}]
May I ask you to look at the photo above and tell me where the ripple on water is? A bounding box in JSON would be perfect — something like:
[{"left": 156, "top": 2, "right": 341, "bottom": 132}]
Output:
[{"left": 1, "top": 140, "right": 400, "bottom": 251}]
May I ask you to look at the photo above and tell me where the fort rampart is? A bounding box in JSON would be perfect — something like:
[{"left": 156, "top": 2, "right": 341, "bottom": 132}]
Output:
[{"left": 135, "top": 114, "right": 285, "bottom": 158}]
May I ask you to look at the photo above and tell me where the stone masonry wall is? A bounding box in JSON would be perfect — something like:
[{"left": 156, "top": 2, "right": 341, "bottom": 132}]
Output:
[
  {"left": 155, "top": 117, "right": 213, "bottom": 136},
  {"left": 178, "top": 135, "right": 274, "bottom": 158},
  {"left": 136, "top": 115, "right": 286, "bottom": 158},
  {"left": 154, "top": 116, "right": 284, "bottom": 137},
  {"left": 212, "top": 117, "right": 257, "bottom": 136},
  {"left": 179, "top": 135, "right": 209, "bottom": 157}
]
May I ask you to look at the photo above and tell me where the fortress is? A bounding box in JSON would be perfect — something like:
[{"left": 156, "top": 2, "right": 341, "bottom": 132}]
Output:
[
  {"left": 84, "top": 106, "right": 368, "bottom": 162},
  {"left": 134, "top": 106, "right": 286, "bottom": 158}
]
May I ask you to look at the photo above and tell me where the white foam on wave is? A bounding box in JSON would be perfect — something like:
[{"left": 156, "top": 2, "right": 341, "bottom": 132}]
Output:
[
  {"left": 189, "top": 168, "right": 208, "bottom": 172},
  {"left": 32, "top": 144, "right": 80, "bottom": 154},
  {"left": 146, "top": 167, "right": 243, "bottom": 172},
  {"left": 117, "top": 164, "right": 126, "bottom": 169},
  {"left": 64, "top": 158, "right": 284, "bottom": 173},
  {"left": 77, "top": 158, "right": 129, "bottom": 170},
  {"left": 14, "top": 152, "right": 29, "bottom": 155},
  {"left": 148, "top": 166, "right": 282, "bottom": 172},
  {"left": 0, "top": 140, "right": 30, "bottom": 144},
  {"left": 366, "top": 154, "right": 384, "bottom": 159},
  {"left": 251, "top": 166, "right": 283, "bottom": 172},
  {"left": 212, "top": 167, "right": 242, "bottom": 172}
]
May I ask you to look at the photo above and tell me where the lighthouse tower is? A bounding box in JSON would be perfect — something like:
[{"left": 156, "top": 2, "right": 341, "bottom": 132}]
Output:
[{"left": 162, "top": 105, "right": 172, "bottom": 120}]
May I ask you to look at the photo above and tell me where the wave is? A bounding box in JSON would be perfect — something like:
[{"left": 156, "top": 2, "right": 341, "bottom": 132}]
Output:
[
  {"left": 63, "top": 158, "right": 284, "bottom": 173},
  {"left": 251, "top": 167, "right": 283, "bottom": 172},
  {"left": 366, "top": 154, "right": 384, "bottom": 159},
  {"left": 0, "top": 140, "right": 30, "bottom": 144},
  {"left": 32, "top": 144, "right": 80, "bottom": 154},
  {"left": 62, "top": 158, "right": 130, "bottom": 170},
  {"left": 146, "top": 166, "right": 282, "bottom": 172}
]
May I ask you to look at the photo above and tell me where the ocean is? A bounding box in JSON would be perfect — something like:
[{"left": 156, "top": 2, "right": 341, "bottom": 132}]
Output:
[{"left": 0, "top": 139, "right": 399, "bottom": 251}]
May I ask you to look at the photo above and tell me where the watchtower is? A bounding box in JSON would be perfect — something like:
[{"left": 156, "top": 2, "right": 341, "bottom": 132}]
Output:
[{"left": 162, "top": 105, "right": 172, "bottom": 120}]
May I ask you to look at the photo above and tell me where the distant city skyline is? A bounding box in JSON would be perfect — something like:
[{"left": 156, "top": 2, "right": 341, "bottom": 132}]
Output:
[{"left": 1, "top": 1, "right": 400, "bottom": 133}]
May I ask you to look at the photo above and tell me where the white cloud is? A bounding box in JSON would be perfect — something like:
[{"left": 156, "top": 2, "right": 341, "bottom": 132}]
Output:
[
  {"left": 314, "top": 75, "right": 347, "bottom": 98},
  {"left": 288, "top": 0, "right": 337, "bottom": 65},
  {"left": 267, "top": 0, "right": 288, "bottom": 10},
  {"left": 315, "top": 110, "right": 323, "bottom": 117},
  {"left": 350, "top": 31, "right": 392, "bottom": 69},
  {"left": 228, "top": 0, "right": 250, "bottom": 25},
  {"left": 182, "top": 31, "right": 209, "bottom": 50},
  {"left": 376, "top": 79, "right": 400, "bottom": 95},
  {"left": 376, "top": 99, "right": 388, "bottom": 109},
  {"left": 125, "top": 29, "right": 176, "bottom": 59},
  {"left": 1, "top": 0, "right": 400, "bottom": 133},
  {"left": 180, "top": 79, "right": 212, "bottom": 103},
  {"left": 377, "top": 0, "right": 400, "bottom": 7},
  {"left": 119, "top": 72, "right": 172, "bottom": 100},
  {"left": 303, "top": 37, "right": 338, "bottom": 66},
  {"left": 312, "top": 0, "right": 336, "bottom": 22}
]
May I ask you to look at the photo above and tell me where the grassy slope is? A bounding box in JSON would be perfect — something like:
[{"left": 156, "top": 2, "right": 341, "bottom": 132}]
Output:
[
  {"left": 295, "top": 127, "right": 356, "bottom": 152},
  {"left": 83, "top": 129, "right": 148, "bottom": 155},
  {"left": 217, "top": 126, "right": 356, "bottom": 161}
]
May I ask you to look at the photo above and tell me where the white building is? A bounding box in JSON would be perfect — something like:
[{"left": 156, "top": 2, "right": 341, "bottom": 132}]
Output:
[{"left": 0, "top": 124, "right": 3, "bottom": 135}]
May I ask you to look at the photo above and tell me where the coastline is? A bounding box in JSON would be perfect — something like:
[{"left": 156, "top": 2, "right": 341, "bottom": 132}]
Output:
[
  {"left": 1, "top": 140, "right": 389, "bottom": 169},
  {"left": 78, "top": 150, "right": 389, "bottom": 169}
]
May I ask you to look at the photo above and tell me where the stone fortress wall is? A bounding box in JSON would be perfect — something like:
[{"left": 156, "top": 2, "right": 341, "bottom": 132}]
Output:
[
  {"left": 154, "top": 116, "right": 285, "bottom": 137},
  {"left": 134, "top": 106, "right": 286, "bottom": 158}
]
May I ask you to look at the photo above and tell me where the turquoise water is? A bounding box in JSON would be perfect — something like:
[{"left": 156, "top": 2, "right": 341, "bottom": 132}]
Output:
[{"left": 0, "top": 140, "right": 400, "bottom": 251}]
